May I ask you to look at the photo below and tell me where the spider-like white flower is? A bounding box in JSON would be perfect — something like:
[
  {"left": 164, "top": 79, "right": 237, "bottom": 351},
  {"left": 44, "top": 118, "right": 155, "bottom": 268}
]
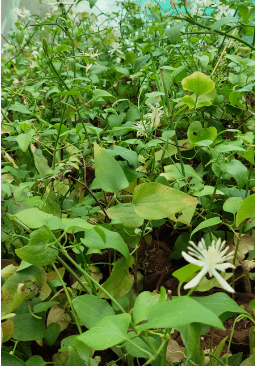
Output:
[
  {"left": 109, "top": 42, "right": 124, "bottom": 55},
  {"left": 182, "top": 238, "right": 235, "bottom": 293}
]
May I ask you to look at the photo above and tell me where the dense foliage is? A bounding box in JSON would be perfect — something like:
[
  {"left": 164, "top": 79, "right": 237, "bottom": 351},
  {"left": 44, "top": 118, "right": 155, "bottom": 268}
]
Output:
[{"left": 1, "top": 0, "right": 255, "bottom": 365}]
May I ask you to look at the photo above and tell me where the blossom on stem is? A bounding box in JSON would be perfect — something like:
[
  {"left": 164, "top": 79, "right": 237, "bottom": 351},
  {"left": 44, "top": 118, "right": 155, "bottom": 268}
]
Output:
[{"left": 182, "top": 238, "right": 235, "bottom": 293}]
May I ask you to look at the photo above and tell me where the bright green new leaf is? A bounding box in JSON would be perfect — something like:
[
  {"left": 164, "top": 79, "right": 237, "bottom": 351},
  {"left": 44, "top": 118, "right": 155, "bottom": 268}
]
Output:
[
  {"left": 81, "top": 226, "right": 130, "bottom": 259},
  {"left": 236, "top": 194, "right": 255, "bottom": 227},
  {"left": 107, "top": 203, "right": 144, "bottom": 228},
  {"left": 98, "top": 257, "right": 134, "bottom": 299},
  {"left": 94, "top": 143, "right": 129, "bottom": 193},
  {"left": 132, "top": 182, "right": 198, "bottom": 220},
  {"left": 193, "top": 186, "right": 224, "bottom": 197},
  {"left": 31, "top": 146, "right": 52, "bottom": 177},
  {"left": 172, "top": 264, "right": 200, "bottom": 285},
  {"left": 182, "top": 71, "right": 215, "bottom": 97},
  {"left": 72, "top": 295, "right": 114, "bottom": 329},
  {"left": 15, "top": 227, "right": 58, "bottom": 266},
  {"left": 135, "top": 296, "right": 224, "bottom": 331},
  {"left": 191, "top": 217, "right": 222, "bottom": 237},
  {"left": 76, "top": 313, "right": 131, "bottom": 350}
]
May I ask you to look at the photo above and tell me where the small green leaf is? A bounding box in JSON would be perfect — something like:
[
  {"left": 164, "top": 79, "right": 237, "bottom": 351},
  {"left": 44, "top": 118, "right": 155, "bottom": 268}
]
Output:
[
  {"left": 26, "top": 355, "right": 46, "bottom": 366},
  {"left": 220, "top": 159, "right": 248, "bottom": 189},
  {"left": 134, "top": 54, "right": 150, "bottom": 72},
  {"left": 98, "top": 257, "right": 134, "bottom": 299},
  {"left": 191, "top": 217, "right": 222, "bottom": 237},
  {"left": 93, "top": 89, "right": 114, "bottom": 99},
  {"left": 107, "top": 204, "right": 144, "bottom": 228},
  {"left": 211, "top": 17, "right": 238, "bottom": 31},
  {"left": 133, "top": 183, "right": 198, "bottom": 220},
  {"left": 94, "top": 143, "right": 129, "bottom": 194},
  {"left": 15, "top": 227, "right": 58, "bottom": 266},
  {"left": 223, "top": 197, "right": 243, "bottom": 215},
  {"left": 236, "top": 194, "right": 255, "bottom": 227},
  {"left": 172, "top": 264, "right": 200, "bottom": 285},
  {"left": 72, "top": 295, "right": 114, "bottom": 329},
  {"left": 133, "top": 291, "right": 160, "bottom": 325},
  {"left": 187, "top": 121, "right": 217, "bottom": 147},
  {"left": 76, "top": 313, "right": 131, "bottom": 350},
  {"left": 16, "top": 129, "right": 35, "bottom": 152},
  {"left": 81, "top": 226, "right": 130, "bottom": 259},
  {"left": 182, "top": 72, "right": 215, "bottom": 97}
]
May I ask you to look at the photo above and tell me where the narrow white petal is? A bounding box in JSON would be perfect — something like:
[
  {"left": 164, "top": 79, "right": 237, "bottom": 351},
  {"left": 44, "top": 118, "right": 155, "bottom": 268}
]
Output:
[
  {"left": 182, "top": 252, "right": 204, "bottom": 267},
  {"left": 214, "top": 263, "right": 235, "bottom": 271},
  {"left": 184, "top": 267, "right": 208, "bottom": 289},
  {"left": 211, "top": 268, "right": 235, "bottom": 293}
]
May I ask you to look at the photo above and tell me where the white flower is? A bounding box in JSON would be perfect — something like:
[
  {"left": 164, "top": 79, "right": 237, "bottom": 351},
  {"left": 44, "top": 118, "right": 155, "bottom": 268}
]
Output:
[
  {"left": 212, "top": 1, "right": 230, "bottom": 19},
  {"left": 182, "top": 238, "right": 235, "bottom": 293},
  {"left": 13, "top": 7, "right": 30, "bottom": 18},
  {"left": 13, "top": 7, "right": 24, "bottom": 18},
  {"left": 109, "top": 42, "right": 124, "bottom": 55}
]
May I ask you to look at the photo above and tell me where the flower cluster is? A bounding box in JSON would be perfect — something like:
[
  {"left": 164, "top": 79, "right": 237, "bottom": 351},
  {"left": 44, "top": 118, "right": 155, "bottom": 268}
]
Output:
[{"left": 182, "top": 238, "right": 235, "bottom": 293}]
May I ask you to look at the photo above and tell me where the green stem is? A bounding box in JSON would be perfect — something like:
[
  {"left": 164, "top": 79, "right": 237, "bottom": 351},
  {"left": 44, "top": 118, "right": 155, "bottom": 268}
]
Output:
[
  {"left": 161, "top": 329, "right": 171, "bottom": 366},
  {"left": 56, "top": 255, "right": 94, "bottom": 294},
  {"left": 57, "top": 242, "right": 127, "bottom": 314},
  {"left": 52, "top": 262, "right": 82, "bottom": 334}
]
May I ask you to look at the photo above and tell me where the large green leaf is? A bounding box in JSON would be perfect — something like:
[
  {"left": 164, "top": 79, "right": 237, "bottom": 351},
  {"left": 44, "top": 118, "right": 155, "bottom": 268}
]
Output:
[
  {"left": 194, "top": 293, "right": 248, "bottom": 321},
  {"left": 132, "top": 183, "right": 198, "bottom": 220},
  {"left": 31, "top": 145, "right": 52, "bottom": 178},
  {"left": 107, "top": 203, "right": 144, "bottom": 228},
  {"left": 94, "top": 143, "right": 129, "bottom": 194},
  {"left": 135, "top": 296, "right": 224, "bottom": 331},
  {"left": 15, "top": 227, "right": 58, "bottom": 266},
  {"left": 182, "top": 72, "right": 215, "bottom": 97},
  {"left": 76, "top": 313, "right": 131, "bottom": 350},
  {"left": 72, "top": 295, "right": 114, "bottom": 329},
  {"left": 98, "top": 257, "right": 134, "bottom": 299},
  {"left": 236, "top": 194, "right": 255, "bottom": 227},
  {"left": 81, "top": 226, "right": 130, "bottom": 259},
  {"left": 1, "top": 352, "right": 27, "bottom": 366}
]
